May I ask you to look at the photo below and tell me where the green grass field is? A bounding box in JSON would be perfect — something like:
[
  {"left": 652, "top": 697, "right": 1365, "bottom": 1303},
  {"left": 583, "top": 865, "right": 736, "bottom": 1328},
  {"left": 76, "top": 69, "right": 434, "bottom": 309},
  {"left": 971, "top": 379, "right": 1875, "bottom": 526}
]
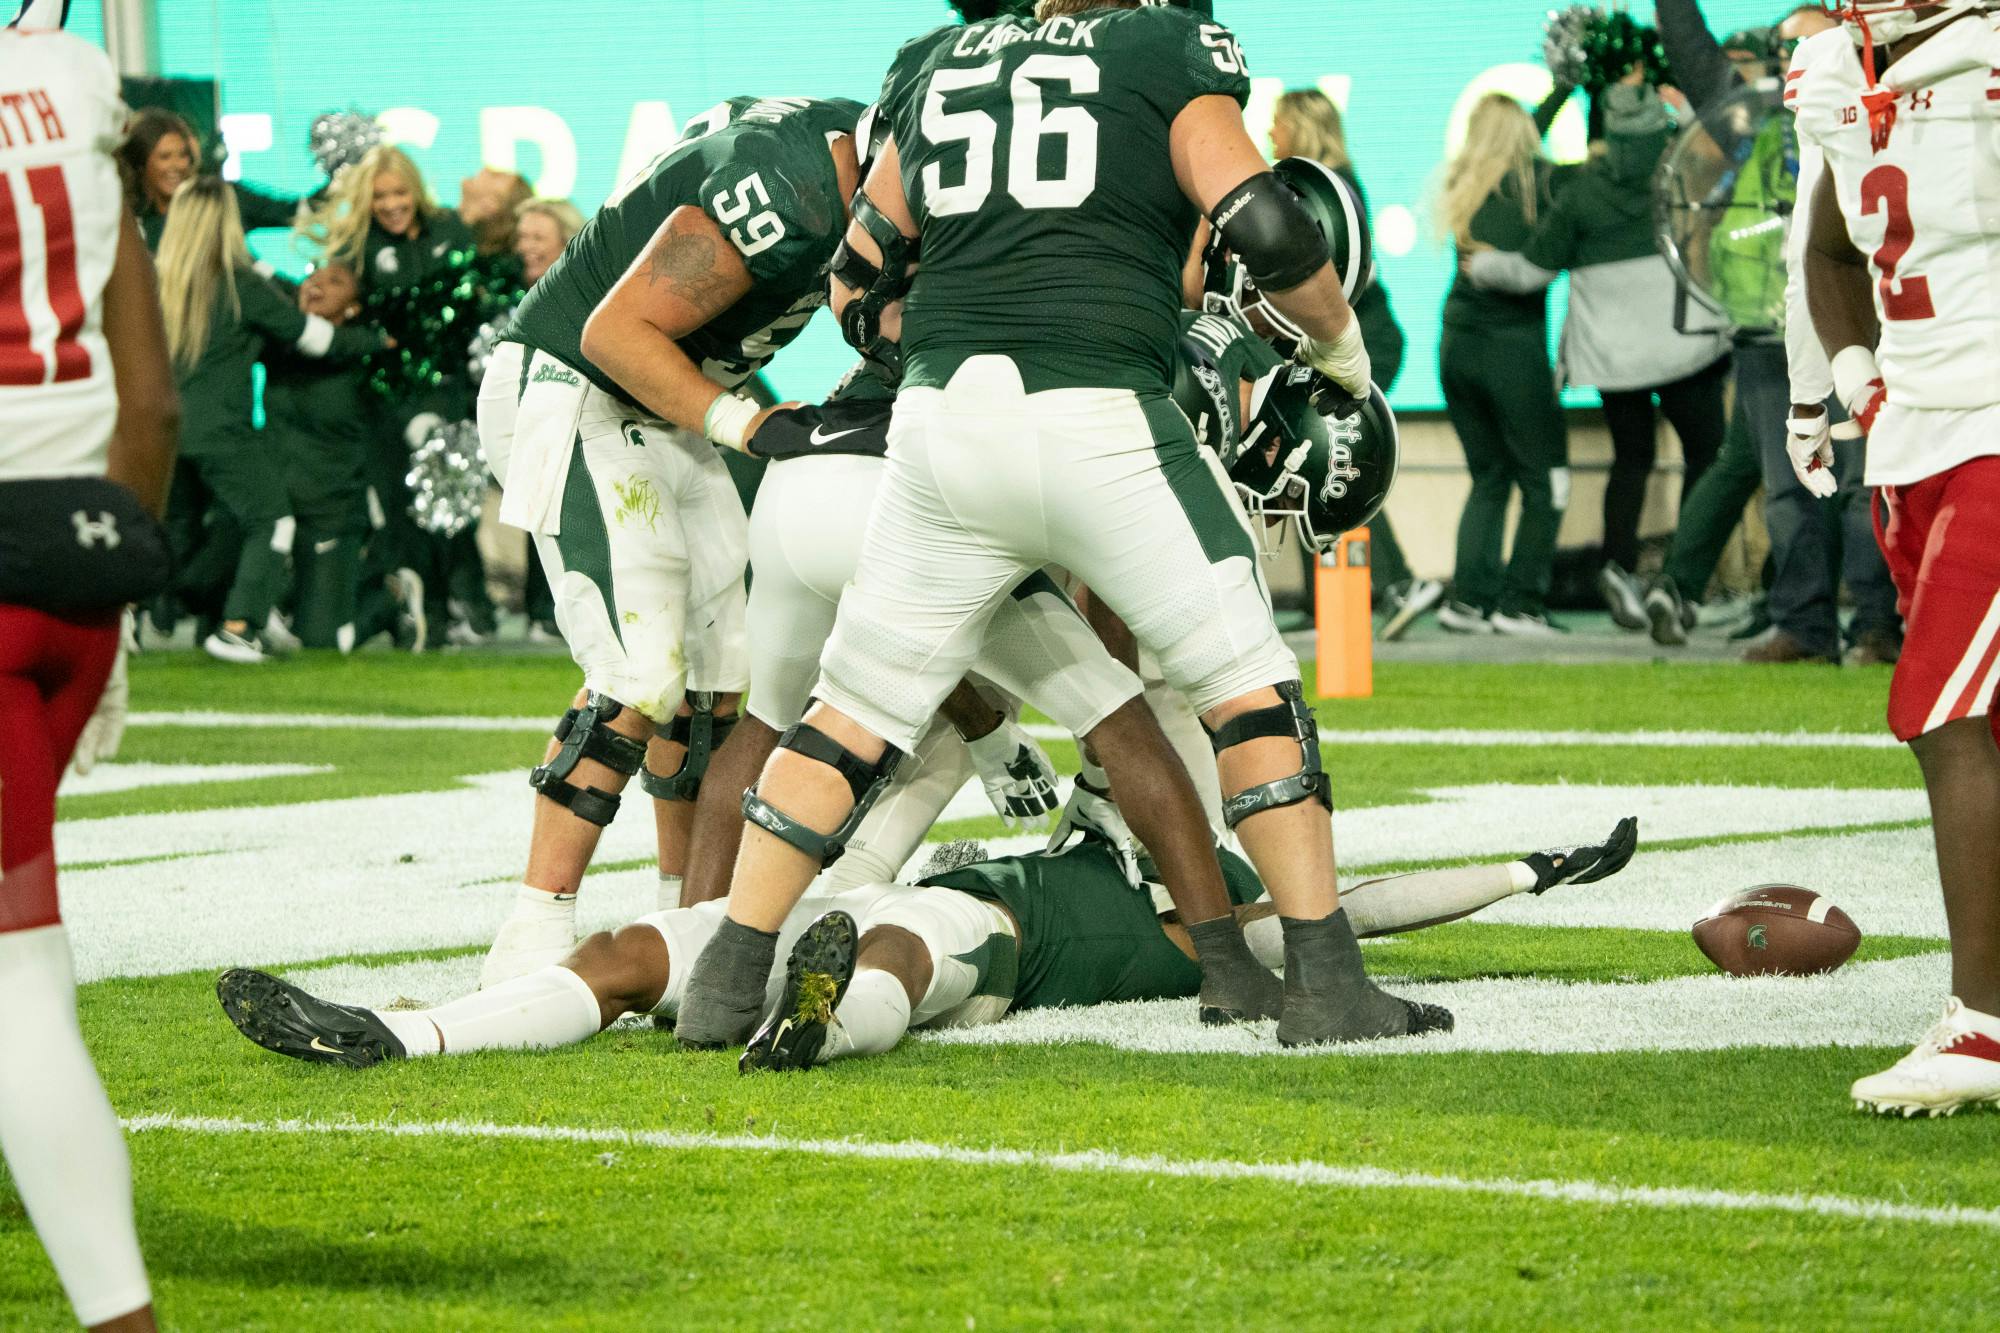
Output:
[{"left": 6, "top": 653, "right": 1986, "bottom": 1331}]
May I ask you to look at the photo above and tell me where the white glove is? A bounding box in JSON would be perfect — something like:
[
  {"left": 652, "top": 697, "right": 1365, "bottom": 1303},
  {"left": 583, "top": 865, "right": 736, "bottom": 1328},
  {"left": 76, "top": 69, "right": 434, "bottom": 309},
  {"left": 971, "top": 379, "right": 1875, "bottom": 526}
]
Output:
[
  {"left": 1784, "top": 411, "right": 1839, "bottom": 499},
  {"left": 1296, "top": 314, "right": 1372, "bottom": 399},
  {"left": 1047, "top": 760, "right": 1143, "bottom": 889},
  {"left": 964, "top": 720, "right": 1060, "bottom": 829},
  {"left": 72, "top": 625, "right": 130, "bottom": 776}
]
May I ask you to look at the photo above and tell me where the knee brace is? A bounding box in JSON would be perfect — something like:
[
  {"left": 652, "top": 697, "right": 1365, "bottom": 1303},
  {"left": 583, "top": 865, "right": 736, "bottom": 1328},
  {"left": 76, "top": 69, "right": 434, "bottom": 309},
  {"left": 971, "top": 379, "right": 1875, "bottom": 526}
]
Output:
[
  {"left": 740, "top": 722, "right": 900, "bottom": 868},
  {"left": 1208, "top": 680, "right": 1330, "bottom": 830},
  {"left": 640, "top": 692, "right": 739, "bottom": 803},
  {"left": 528, "top": 692, "right": 648, "bottom": 826}
]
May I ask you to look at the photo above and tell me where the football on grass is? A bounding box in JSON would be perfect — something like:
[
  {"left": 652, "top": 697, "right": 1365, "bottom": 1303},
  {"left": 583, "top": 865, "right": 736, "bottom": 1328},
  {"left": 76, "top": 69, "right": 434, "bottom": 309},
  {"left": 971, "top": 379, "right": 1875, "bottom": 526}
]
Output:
[{"left": 1692, "top": 885, "right": 1860, "bottom": 977}]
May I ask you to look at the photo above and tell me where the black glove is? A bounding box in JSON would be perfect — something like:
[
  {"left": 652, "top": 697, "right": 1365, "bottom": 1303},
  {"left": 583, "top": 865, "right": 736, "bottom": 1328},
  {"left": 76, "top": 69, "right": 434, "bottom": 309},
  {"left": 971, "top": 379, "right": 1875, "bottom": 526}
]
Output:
[{"left": 748, "top": 399, "right": 892, "bottom": 462}]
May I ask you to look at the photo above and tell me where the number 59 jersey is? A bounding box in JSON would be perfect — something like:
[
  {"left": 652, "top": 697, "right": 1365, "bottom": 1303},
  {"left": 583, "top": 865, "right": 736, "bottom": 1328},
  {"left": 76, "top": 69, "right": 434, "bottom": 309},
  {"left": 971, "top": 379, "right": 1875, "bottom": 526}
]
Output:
[
  {"left": 1787, "top": 21, "right": 2000, "bottom": 417},
  {"left": 885, "top": 7, "right": 1251, "bottom": 396},
  {"left": 0, "top": 28, "right": 125, "bottom": 482},
  {"left": 507, "top": 96, "right": 862, "bottom": 405}
]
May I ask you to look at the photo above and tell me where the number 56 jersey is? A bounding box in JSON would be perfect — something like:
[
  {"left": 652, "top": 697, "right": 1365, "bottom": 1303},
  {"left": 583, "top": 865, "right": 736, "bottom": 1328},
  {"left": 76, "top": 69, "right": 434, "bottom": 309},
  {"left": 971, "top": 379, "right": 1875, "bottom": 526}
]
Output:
[
  {"left": 1788, "top": 20, "right": 2000, "bottom": 477},
  {"left": 885, "top": 7, "right": 1251, "bottom": 396},
  {"left": 0, "top": 28, "right": 125, "bottom": 482}
]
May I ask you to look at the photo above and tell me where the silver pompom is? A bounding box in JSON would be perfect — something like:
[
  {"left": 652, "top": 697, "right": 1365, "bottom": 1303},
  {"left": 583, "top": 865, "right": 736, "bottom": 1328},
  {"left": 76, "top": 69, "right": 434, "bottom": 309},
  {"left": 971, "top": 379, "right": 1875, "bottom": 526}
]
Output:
[
  {"left": 405, "top": 420, "right": 488, "bottom": 537},
  {"left": 466, "top": 318, "right": 506, "bottom": 384},
  {"left": 309, "top": 110, "right": 381, "bottom": 179},
  {"left": 1544, "top": 4, "right": 1602, "bottom": 86}
]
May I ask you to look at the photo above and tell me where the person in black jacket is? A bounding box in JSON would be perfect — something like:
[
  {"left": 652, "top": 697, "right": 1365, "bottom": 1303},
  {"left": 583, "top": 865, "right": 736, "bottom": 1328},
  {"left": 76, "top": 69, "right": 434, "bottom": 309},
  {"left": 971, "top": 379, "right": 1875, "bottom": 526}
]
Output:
[{"left": 118, "top": 109, "right": 311, "bottom": 254}]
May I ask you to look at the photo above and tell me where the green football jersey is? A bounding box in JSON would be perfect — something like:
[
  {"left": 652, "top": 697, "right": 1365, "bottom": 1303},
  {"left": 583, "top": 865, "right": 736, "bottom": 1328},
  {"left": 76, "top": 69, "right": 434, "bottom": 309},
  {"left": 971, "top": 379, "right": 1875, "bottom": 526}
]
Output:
[
  {"left": 924, "top": 840, "right": 1266, "bottom": 1011},
  {"left": 1173, "top": 309, "right": 1283, "bottom": 462},
  {"left": 882, "top": 7, "right": 1251, "bottom": 394},
  {"left": 509, "top": 96, "right": 862, "bottom": 406}
]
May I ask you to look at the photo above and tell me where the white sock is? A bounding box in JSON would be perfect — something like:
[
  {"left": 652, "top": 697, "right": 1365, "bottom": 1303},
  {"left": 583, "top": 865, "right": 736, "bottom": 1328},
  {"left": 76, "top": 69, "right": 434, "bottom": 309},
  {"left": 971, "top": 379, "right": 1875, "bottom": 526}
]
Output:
[
  {"left": 818, "top": 968, "right": 911, "bottom": 1062},
  {"left": 420, "top": 965, "right": 604, "bottom": 1055},
  {"left": 511, "top": 883, "right": 577, "bottom": 923},
  {"left": 372, "top": 1007, "right": 443, "bottom": 1056},
  {"left": 657, "top": 873, "right": 683, "bottom": 912},
  {"left": 1339, "top": 864, "right": 1521, "bottom": 937},
  {"left": 0, "top": 926, "right": 152, "bottom": 1326}
]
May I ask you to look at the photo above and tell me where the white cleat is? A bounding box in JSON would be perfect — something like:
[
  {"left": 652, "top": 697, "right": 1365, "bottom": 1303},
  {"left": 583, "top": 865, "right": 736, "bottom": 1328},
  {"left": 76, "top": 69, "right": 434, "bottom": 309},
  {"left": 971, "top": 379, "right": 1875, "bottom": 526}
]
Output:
[
  {"left": 478, "top": 916, "right": 576, "bottom": 990},
  {"left": 1851, "top": 998, "right": 2000, "bottom": 1117}
]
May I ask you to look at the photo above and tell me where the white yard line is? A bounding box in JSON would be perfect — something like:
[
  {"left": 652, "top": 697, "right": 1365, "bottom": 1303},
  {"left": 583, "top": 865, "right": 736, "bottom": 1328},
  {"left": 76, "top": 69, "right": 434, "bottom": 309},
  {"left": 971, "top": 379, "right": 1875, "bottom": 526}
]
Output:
[
  {"left": 121, "top": 1113, "right": 2000, "bottom": 1232},
  {"left": 126, "top": 712, "right": 1900, "bottom": 749}
]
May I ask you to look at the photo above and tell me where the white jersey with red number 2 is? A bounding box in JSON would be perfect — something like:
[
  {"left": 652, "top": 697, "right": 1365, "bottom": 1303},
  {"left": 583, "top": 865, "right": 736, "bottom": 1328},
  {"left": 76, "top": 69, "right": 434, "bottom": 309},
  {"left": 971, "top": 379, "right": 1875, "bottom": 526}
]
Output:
[
  {"left": 1788, "top": 19, "right": 2000, "bottom": 481},
  {"left": 0, "top": 28, "right": 125, "bottom": 482}
]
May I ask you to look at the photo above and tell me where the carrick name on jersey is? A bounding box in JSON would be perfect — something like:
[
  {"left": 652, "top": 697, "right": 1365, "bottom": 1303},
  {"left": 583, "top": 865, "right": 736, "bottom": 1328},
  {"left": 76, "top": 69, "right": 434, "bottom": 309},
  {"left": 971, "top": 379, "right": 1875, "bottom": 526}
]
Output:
[
  {"left": 881, "top": 7, "right": 1251, "bottom": 394},
  {"left": 508, "top": 96, "right": 862, "bottom": 403}
]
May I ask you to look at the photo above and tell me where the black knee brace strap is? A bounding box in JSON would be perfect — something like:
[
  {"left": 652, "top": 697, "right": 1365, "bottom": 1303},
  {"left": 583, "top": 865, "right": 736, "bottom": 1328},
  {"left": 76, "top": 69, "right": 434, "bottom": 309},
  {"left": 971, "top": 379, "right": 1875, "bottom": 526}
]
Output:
[
  {"left": 640, "top": 693, "right": 739, "bottom": 803},
  {"left": 529, "top": 692, "right": 648, "bottom": 827},
  {"left": 1209, "top": 680, "right": 1330, "bottom": 830},
  {"left": 740, "top": 722, "right": 900, "bottom": 868}
]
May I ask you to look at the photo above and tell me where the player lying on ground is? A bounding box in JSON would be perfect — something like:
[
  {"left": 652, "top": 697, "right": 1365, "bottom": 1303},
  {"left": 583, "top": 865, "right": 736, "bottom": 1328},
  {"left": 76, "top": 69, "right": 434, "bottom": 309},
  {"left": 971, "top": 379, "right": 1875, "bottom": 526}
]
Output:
[
  {"left": 476, "top": 95, "right": 865, "bottom": 987},
  {"left": 1786, "top": 0, "right": 2000, "bottom": 1115},
  {"left": 216, "top": 819, "right": 1637, "bottom": 1073}
]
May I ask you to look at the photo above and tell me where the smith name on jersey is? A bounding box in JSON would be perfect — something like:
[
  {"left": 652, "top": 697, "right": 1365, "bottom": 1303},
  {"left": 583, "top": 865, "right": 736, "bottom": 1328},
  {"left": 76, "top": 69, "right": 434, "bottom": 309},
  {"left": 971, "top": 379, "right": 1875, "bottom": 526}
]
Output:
[
  {"left": 0, "top": 25, "right": 125, "bottom": 481},
  {"left": 1786, "top": 19, "right": 2000, "bottom": 418},
  {"left": 508, "top": 96, "right": 862, "bottom": 402},
  {"left": 881, "top": 5, "right": 1251, "bottom": 395}
]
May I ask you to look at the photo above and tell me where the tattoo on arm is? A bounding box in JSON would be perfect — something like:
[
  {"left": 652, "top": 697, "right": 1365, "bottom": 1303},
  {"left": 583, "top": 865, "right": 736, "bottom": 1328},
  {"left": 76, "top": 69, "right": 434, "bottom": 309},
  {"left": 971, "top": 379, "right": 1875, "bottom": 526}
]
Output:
[{"left": 648, "top": 231, "right": 730, "bottom": 310}]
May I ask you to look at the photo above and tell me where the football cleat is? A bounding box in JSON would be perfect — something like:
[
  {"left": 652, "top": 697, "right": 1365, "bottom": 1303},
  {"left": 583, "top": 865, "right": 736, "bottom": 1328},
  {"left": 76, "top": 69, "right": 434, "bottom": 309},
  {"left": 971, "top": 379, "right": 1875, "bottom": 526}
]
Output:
[
  {"left": 1523, "top": 817, "right": 1640, "bottom": 894},
  {"left": 1379, "top": 577, "right": 1444, "bottom": 642},
  {"left": 1436, "top": 600, "right": 1494, "bottom": 635},
  {"left": 1852, "top": 999, "right": 2000, "bottom": 1117},
  {"left": 740, "top": 911, "right": 858, "bottom": 1074},
  {"left": 1597, "top": 562, "right": 1648, "bottom": 632},
  {"left": 1645, "top": 578, "right": 1689, "bottom": 646},
  {"left": 202, "top": 627, "right": 269, "bottom": 665},
  {"left": 216, "top": 968, "right": 408, "bottom": 1069}
]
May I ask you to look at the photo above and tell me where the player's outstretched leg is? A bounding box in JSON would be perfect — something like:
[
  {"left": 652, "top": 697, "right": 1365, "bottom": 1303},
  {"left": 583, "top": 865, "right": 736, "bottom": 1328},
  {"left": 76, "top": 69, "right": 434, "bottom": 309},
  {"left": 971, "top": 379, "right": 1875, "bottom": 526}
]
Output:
[
  {"left": 1205, "top": 681, "right": 1452, "bottom": 1045},
  {"left": 217, "top": 969, "right": 411, "bottom": 1069},
  {"left": 740, "top": 911, "right": 858, "bottom": 1073}
]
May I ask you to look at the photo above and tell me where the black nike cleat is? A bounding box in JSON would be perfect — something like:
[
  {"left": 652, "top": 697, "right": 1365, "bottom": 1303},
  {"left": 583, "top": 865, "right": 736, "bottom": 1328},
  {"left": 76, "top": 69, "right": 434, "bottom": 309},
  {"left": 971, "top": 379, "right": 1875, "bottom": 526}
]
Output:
[
  {"left": 1523, "top": 816, "right": 1640, "bottom": 894},
  {"left": 739, "top": 911, "right": 857, "bottom": 1074},
  {"left": 216, "top": 968, "right": 408, "bottom": 1069},
  {"left": 1401, "top": 1000, "right": 1455, "bottom": 1036}
]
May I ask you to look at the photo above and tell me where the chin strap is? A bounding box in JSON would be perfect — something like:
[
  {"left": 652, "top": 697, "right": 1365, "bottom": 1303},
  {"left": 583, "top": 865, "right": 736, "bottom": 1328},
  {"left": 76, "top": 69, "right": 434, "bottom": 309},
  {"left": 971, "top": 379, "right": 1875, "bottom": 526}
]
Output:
[{"left": 1851, "top": 8, "right": 1901, "bottom": 152}]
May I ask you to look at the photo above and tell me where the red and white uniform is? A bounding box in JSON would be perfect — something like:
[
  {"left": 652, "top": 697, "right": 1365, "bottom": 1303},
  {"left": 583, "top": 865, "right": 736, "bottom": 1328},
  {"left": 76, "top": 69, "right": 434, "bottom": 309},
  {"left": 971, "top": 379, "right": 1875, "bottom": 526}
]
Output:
[
  {"left": 1790, "top": 19, "right": 2000, "bottom": 741},
  {"left": 0, "top": 25, "right": 124, "bottom": 481},
  {"left": 0, "top": 27, "right": 126, "bottom": 931}
]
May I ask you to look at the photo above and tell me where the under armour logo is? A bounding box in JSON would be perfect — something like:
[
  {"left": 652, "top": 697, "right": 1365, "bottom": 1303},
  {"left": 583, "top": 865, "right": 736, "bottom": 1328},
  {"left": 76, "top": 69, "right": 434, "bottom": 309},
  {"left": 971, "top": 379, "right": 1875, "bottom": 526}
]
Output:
[{"left": 71, "top": 510, "right": 120, "bottom": 549}]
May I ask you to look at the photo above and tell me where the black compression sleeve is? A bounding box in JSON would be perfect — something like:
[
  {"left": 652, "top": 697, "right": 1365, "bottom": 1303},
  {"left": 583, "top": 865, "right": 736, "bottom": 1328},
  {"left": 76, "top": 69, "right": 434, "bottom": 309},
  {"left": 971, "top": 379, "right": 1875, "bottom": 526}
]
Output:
[{"left": 1208, "top": 172, "right": 1326, "bottom": 294}]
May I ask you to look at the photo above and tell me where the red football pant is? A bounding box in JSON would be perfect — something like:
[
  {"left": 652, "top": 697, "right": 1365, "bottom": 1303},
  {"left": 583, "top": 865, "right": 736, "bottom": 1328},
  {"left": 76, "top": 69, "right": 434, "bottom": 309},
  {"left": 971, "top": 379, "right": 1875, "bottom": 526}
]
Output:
[
  {"left": 0, "top": 605, "right": 118, "bottom": 933},
  {"left": 1875, "top": 456, "right": 2000, "bottom": 744}
]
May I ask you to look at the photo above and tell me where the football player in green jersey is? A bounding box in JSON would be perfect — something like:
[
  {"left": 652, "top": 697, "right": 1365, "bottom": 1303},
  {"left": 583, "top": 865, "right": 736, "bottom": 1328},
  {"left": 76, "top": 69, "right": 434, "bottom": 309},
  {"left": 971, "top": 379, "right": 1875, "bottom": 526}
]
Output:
[
  {"left": 214, "top": 818, "right": 1638, "bottom": 1073},
  {"left": 473, "top": 96, "right": 863, "bottom": 988},
  {"left": 683, "top": 0, "right": 1403, "bottom": 1051}
]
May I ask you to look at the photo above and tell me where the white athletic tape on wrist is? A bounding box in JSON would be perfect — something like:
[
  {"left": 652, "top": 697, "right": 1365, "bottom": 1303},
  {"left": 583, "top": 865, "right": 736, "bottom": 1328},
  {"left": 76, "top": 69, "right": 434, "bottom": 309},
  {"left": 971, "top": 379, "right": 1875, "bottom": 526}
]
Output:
[
  {"left": 703, "top": 393, "right": 759, "bottom": 453},
  {"left": 1829, "top": 345, "right": 1881, "bottom": 411}
]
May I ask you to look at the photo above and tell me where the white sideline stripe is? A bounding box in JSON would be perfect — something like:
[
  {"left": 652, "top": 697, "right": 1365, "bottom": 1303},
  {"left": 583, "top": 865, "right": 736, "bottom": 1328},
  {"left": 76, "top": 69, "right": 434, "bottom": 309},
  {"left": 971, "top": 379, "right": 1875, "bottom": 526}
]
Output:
[
  {"left": 119, "top": 1113, "right": 2000, "bottom": 1233},
  {"left": 124, "top": 712, "right": 1902, "bottom": 749},
  {"left": 1021, "top": 723, "right": 1901, "bottom": 749},
  {"left": 129, "top": 710, "right": 548, "bottom": 732}
]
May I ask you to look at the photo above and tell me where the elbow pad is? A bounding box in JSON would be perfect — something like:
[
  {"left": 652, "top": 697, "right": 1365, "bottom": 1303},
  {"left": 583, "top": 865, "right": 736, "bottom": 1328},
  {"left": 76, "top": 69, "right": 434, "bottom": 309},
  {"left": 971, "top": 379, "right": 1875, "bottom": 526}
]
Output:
[
  {"left": 1209, "top": 171, "right": 1326, "bottom": 294},
  {"left": 832, "top": 191, "right": 918, "bottom": 379}
]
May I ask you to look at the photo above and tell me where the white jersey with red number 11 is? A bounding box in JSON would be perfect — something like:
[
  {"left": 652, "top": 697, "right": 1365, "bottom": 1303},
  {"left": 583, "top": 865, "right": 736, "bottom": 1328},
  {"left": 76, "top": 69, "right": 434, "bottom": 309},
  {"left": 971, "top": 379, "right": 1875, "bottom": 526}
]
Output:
[
  {"left": 1787, "top": 21, "right": 2000, "bottom": 417},
  {"left": 0, "top": 27, "right": 125, "bottom": 482}
]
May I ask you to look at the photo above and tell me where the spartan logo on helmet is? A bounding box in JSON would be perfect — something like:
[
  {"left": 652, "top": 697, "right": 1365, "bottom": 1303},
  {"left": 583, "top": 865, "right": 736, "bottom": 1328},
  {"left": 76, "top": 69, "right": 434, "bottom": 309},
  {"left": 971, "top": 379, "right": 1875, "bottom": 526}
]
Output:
[
  {"left": 1204, "top": 157, "right": 1374, "bottom": 360},
  {"left": 1228, "top": 368, "right": 1398, "bottom": 554}
]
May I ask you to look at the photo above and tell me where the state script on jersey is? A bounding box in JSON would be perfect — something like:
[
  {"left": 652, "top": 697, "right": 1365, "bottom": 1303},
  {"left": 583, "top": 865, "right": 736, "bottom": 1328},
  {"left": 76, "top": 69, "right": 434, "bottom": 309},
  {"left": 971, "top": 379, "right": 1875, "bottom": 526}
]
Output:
[
  {"left": 0, "top": 27, "right": 125, "bottom": 482},
  {"left": 884, "top": 7, "right": 1251, "bottom": 395},
  {"left": 508, "top": 96, "right": 860, "bottom": 404},
  {"left": 1787, "top": 19, "right": 2000, "bottom": 482}
]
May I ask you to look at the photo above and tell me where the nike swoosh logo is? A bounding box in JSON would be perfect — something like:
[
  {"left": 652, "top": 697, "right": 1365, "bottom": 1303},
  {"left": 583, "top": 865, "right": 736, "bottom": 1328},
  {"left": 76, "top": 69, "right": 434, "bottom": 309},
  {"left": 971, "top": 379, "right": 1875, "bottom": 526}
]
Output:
[
  {"left": 809, "top": 424, "right": 866, "bottom": 446},
  {"left": 314, "top": 538, "right": 341, "bottom": 555},
  {"left": 308, "top": 1037, "right": 342, "bottom": 1054}
]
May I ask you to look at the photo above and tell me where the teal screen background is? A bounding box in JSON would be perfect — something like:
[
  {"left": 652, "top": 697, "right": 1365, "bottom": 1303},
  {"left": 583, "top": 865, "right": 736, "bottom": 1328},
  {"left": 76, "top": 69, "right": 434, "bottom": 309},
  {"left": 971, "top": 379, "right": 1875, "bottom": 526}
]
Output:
[{"left": 67, "top": 0, "right": 1787, "bottom": 408}]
